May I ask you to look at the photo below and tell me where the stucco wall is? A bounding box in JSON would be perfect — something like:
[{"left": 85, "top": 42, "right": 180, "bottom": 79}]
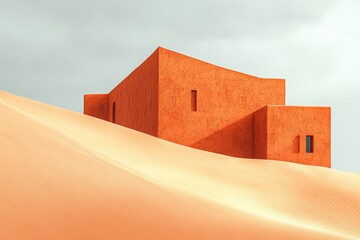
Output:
[
  {"left": 157, "top": 48, "right": 285, "bottom": 158},
  {"left": 84, "top": 94, "right": 109, "bottom": 121},
  {"left": 108, "top": 49, "right": 159, "bottom": 136},
  {"left": 84, "top": 47, "right": 331, "bottom": 167},
  {"left": 265, "top": 106, "right": 331, "bottom": 167}
]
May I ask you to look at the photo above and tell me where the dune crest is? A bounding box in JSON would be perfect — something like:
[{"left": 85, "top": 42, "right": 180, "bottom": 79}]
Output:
[{"left": 0, "top": 91, "right": 359, "bottom": 239}]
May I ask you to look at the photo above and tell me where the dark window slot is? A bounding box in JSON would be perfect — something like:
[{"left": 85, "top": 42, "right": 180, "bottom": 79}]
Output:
[
  {"left": 306, "top": 135, "right": 314, "bottom": 153},
  {"left": 191, "top": 90, "right": 197, "bottom": 111},
  {"left": 112, "top": 102, "right": 116, "bottom": 123}
]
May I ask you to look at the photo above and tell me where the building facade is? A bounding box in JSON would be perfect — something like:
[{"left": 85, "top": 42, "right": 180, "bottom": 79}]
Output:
[{"left": 84, "top": 47, "right": 331, "bottom": 167}]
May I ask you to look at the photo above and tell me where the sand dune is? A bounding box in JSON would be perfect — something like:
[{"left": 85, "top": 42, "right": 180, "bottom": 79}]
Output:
[{"left": 0, "top": 91, "right": 359, "bottom": 239}]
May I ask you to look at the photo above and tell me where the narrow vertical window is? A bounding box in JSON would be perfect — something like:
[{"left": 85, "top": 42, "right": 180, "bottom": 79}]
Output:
[
  {"left": 306, "top": 135, "right": 314, "bottom": 153},
  {"left": 112, "top": 101, "right": 116, "bottom": 123},
  {"left": 191, "top": 90, "right": 197, "bottom": 111},
  {"left": 293, "top": 135, "right": 300, "bottom": 153}
]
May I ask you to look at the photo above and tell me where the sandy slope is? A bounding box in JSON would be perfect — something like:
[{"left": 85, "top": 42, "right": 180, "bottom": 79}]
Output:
[{"left": 0, "top": 91, "right": 359, "bottom": 240}]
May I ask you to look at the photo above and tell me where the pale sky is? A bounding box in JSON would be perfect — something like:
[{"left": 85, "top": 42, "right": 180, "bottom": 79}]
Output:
[{"left": 1, "top": 0, "right": 359, "bottom": 172}]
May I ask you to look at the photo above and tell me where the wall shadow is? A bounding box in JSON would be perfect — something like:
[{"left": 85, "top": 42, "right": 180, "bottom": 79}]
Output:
[{"left": 190, "top": 113, "right": 254, "bottom": 158}]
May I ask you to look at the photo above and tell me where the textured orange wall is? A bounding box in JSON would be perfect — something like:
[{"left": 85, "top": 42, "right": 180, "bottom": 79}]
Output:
[
  {"left": 84, "top": 94, "right": 109, "bottom": 121},
  {"left": 84, "top": 47, "right": 331, "bottom": 167},
  {"left": 259, "top": 106, "right": 331, "bottom": 167},
  {"left": 157, "top": 48, "right": 285, "bottom": 158},
  {"left": 108, "top": 49, "right": 159, "bottom": 136}
]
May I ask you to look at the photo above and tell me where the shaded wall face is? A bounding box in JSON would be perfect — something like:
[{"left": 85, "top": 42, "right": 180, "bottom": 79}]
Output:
[
  {"left": 108, "top": 50, "right": 159, "bottom": 136},
  {"left": 253, "top": 106, "right": 268, "bottom": 159},
  {"left": 265, "top": 106, "right": 331, "bottom": 167},
  {"left": 84, "top": 94, "right": 109, "bottom": 121},
  {"left": 158, "top": 49, "right": 285, "bottom": 158}
]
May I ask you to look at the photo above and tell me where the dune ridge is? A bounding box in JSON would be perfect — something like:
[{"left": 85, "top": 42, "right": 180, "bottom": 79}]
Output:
[{"left": 0, "top": 91, "right": 359, "bottom": 239}]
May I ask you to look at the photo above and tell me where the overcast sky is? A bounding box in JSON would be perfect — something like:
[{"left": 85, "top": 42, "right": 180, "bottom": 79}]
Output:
[{"left": 1, "top": 0, "right": 359, "bottom": 172}]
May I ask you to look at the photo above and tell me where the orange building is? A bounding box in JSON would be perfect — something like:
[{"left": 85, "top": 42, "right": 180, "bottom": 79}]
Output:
[{"left": 84, "top": 47, "right": 331, "bottom": 167}]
